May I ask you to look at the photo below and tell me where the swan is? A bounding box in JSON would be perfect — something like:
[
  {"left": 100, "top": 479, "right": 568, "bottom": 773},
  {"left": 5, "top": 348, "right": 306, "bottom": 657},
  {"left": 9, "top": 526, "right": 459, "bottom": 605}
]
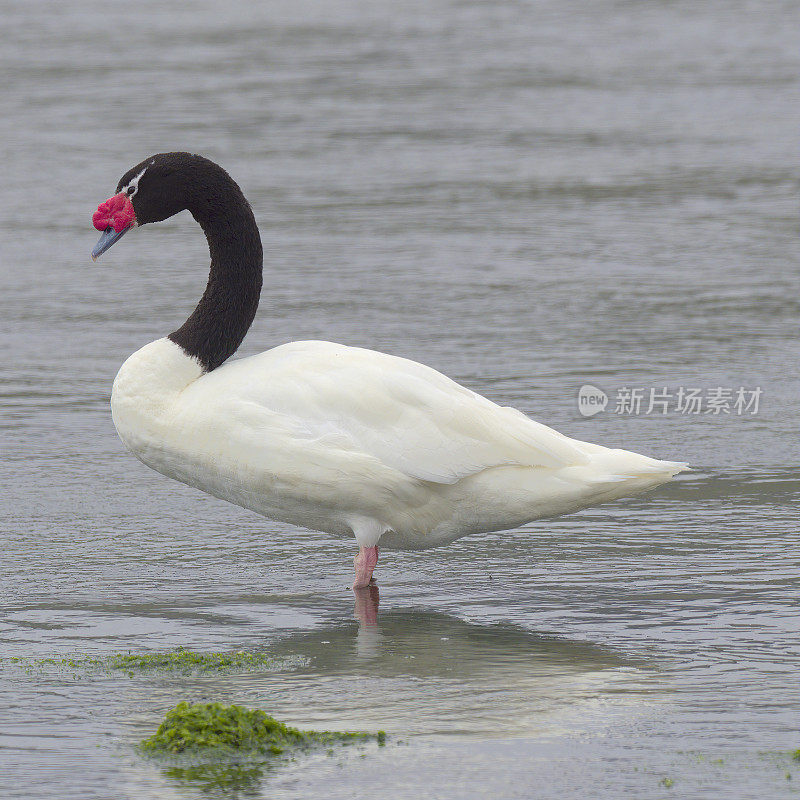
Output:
[{"left": 91, "top": 153, "right": 686, "bottom": 589}]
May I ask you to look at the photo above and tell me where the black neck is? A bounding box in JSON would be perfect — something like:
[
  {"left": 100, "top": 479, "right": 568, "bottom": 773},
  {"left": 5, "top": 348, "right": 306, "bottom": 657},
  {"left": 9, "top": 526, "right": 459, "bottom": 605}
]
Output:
[{"left": 168, "top": 178, "right": 263, "bottom": 372}]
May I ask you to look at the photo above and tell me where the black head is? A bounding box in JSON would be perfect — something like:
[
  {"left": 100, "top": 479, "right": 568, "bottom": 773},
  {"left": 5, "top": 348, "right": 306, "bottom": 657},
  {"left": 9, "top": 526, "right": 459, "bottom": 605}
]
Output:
[
  {"left": 114, "top": 152, "right": 227, "bottom": 224},
  {"left": 91, "top": 152, "right": 243, "bottom": 259}
]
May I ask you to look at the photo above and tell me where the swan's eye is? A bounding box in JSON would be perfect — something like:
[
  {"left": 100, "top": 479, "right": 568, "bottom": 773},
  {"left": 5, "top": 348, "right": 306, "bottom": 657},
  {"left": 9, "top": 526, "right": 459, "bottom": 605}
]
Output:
[{"left": 126, "top": 185, "right": 136, "bottom": 196}]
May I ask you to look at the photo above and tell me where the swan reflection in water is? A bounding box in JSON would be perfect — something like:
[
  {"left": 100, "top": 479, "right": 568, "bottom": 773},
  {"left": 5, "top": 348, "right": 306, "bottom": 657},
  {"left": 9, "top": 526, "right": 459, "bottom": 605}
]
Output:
[
  {"left": 246, "top": 591, "right": 655, "bottom": 739},
  {"left": 163, "top": 595, "right": 657, "bottom": 794},
  {"left": 353, "top": 585, "right": 381, "bottom": 626}
]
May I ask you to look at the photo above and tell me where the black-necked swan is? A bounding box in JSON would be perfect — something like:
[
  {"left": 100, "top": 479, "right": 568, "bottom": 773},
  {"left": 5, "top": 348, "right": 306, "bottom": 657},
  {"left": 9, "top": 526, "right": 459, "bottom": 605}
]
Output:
[{"left": 91, "top": 152, "right": 686, "bottom": 589}]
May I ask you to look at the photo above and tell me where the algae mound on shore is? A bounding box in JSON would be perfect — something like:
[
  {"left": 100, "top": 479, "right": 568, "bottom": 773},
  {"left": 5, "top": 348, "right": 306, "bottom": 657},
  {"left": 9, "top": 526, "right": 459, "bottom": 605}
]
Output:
[{"left": 141, "top": 701, "right": 385, "bottom": 757}]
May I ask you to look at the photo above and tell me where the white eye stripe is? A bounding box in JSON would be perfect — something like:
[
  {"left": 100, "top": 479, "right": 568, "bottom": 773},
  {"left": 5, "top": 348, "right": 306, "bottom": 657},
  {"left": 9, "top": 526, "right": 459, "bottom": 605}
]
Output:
[{"left": 122, "top": 166, "right": 148, "bottom": 198}]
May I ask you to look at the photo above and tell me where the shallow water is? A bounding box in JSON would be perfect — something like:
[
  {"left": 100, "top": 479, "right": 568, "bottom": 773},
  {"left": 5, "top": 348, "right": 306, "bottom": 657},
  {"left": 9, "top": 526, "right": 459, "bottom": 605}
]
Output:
[{"left": 1, "top": 0, "right": 798, "bottom": 798}]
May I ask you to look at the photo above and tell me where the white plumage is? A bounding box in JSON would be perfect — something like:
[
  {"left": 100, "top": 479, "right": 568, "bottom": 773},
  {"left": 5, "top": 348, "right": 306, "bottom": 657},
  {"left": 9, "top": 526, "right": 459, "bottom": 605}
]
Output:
[{"left": 112, "top": 337, "right": 686, "bottom": 552}]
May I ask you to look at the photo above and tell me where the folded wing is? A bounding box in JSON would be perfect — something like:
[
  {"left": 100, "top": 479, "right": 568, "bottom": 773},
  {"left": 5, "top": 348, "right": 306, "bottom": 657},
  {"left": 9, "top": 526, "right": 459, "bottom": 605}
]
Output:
[{"left": 216, "top": 341, "right": 590, "bottom": 485}]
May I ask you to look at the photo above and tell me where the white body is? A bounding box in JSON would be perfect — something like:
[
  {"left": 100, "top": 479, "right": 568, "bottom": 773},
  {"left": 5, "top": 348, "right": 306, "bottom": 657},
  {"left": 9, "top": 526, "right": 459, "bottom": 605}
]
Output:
[{"left": 111, "top": 338, "right": 685, "bottom": 550}]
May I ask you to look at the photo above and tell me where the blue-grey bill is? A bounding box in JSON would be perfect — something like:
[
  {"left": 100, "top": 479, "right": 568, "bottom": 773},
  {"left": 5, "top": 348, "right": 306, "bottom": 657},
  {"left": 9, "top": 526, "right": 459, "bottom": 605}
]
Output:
[{"left": 91, "top": 225, "right": 130, "bottom": 261}]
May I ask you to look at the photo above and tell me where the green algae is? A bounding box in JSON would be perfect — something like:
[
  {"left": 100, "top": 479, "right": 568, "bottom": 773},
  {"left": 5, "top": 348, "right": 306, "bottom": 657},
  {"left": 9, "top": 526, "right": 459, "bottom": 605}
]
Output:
[
  {"left": 140, "top": 701, "right": 385, "bottom": 758},
  {"left": 3, "top": 647, "right": 301, "bottom": 676},
  {"left": 107, "top": 648, "right": 284, "bottom": 674},
  {"left": 793, "top": 749, "right": 800, "bottom": 762}
]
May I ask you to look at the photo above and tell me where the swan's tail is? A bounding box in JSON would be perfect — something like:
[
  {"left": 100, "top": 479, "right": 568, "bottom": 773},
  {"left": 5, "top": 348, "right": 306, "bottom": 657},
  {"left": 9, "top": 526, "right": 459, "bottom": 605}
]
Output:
[{"left": 559, "top": 445, "right": 689, "bottom": 507}]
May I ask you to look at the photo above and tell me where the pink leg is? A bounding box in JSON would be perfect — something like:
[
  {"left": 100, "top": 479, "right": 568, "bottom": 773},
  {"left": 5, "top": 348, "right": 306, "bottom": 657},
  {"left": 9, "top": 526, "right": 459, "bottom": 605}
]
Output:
[{"left": 353, "top": 545, "right": 379, "bottom": 589}]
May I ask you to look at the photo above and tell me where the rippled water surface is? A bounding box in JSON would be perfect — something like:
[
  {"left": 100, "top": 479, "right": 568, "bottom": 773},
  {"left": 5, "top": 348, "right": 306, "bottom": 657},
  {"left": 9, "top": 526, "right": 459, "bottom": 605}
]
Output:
[{"left": 1, "top": 1, "right": 798, "bottom": 798}]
